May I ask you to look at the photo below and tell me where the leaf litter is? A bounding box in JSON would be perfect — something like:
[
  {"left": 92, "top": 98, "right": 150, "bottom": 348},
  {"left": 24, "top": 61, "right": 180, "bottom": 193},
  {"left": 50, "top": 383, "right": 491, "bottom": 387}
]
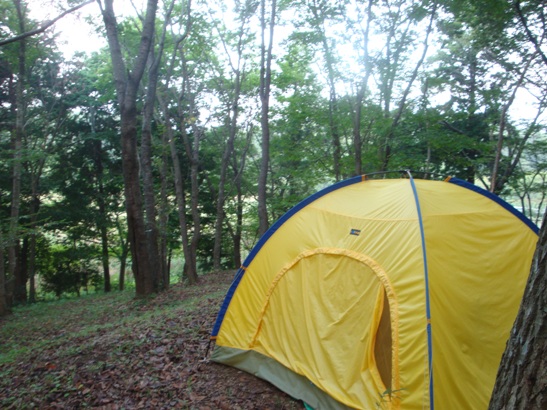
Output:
[{"left": 0, "top": 271, "right": 302, "bottom": 409}]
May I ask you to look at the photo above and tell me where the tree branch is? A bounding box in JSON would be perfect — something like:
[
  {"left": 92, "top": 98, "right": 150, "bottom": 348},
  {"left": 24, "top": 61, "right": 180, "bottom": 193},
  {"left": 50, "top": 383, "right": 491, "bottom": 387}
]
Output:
[
  {"left": 514, "top": 0, "right": 547, "bottom": 67},
  {"left": 0, "top": 0, "right": 95, "bottom": 47}
]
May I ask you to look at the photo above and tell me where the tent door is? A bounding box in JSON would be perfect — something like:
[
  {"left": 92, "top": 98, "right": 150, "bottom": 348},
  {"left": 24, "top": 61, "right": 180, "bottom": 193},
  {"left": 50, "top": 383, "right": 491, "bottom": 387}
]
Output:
[{"left": 250, "top": 248, "right": 398, "bottom": 408}]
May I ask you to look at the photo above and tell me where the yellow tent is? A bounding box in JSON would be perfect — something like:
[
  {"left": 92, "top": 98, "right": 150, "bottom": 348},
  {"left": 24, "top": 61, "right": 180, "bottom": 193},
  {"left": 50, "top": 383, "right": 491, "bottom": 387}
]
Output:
[{"left": 210, "top": 174, "right": 539, "bottom": 409}]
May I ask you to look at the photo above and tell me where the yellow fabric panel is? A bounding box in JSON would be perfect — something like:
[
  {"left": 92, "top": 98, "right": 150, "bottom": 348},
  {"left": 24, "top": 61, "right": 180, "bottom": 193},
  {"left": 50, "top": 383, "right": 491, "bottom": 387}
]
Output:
[{"left": 415, "top": 180, "right": 538, "bottom": 409}]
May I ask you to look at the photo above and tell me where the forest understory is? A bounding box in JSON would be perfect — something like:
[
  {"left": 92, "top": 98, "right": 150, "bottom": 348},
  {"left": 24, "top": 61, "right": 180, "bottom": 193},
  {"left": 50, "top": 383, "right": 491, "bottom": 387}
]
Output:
[{"left": 0, "top": 270, "right": 302, "bottom": 409}]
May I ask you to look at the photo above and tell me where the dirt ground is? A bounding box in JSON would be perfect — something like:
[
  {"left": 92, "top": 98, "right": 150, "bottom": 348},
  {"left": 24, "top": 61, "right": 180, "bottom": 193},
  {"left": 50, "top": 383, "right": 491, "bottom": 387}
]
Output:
[{"left": 0, "top": 271, "right": 304, "bottom": 409}]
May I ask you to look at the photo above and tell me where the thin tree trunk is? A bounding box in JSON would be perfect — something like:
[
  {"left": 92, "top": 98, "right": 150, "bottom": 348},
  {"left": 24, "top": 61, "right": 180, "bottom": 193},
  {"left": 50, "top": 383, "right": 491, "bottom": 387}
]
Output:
[
  {"left": 488, "top": 209, "right": 547, "bottom": 409},
  {"left": 257, "top": 0, "right": 276, "bottom": 237},
  {"left": 490, "top": 55, "right": 533, "bottom": 194},
  {"left": 157, "top": 3, "right": 193, "bottom": 284},
  {"left": 0, "top": 231, "right": 8, "bottom": 315},
  {"left": 28, "top": 213, "right": 37, "bottom": 303},
  {"left": 187, "top": 118, "right": 201, "bottom": 284},
  {"left": 160, "top": 98, "right": 192, "bottom": 284},
  {"left": 352, "top": 0, "right": 373, "bottom": 176},
  {"left": 213, "top": 70, "right": 243, "bottom": 270},
  {"left": 116, "top": 223, "right": 129, "bottom": 291},
  {"left": 27, "top": 158, "right": 44, "bottom": 302},
  {"left": 159, "top": 129, "right": 170, "bottom": 289},
  {"left": 309, "top": 0, "right": 342, "bottom": 180},
  {"left": 90, "top": 112, "right": 112, "bottom": 292},
  {"left": 6, "top": 0, "right": 27, "bottom": 313},
  {"left": 379, "top": 2, "right": 437, "bottom": 171},
  {"left": 13, "top": 238, "right": 27, "bottom": 303}
]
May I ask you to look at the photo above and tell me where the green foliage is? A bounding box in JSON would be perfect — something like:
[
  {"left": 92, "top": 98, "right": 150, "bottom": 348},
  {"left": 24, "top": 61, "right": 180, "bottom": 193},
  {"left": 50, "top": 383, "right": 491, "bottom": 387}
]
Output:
[
  {"left": 39, "top": 246, "right": 102, "bottom": 298},
  {"left": 1, "top": 0, "right": 545, "bottom": 308}
]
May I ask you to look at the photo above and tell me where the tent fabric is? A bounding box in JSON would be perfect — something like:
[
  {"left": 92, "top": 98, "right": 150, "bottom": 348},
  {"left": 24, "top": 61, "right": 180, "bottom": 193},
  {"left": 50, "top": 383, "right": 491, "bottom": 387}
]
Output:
[{"left": 210, "top": 176, "right": 539, "bottom": 409}]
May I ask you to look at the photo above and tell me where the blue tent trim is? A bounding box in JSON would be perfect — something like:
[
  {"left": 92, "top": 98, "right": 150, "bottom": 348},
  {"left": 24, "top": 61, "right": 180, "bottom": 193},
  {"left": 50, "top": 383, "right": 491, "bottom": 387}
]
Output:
[{"left": 409, "top": 174, "right": 435, "bottom": 410}]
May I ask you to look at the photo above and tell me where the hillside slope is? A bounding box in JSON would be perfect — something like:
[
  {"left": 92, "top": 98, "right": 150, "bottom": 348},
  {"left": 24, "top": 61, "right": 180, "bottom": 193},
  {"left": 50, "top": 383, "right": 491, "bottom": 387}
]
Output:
[{"left": 0, "top": 271, "right": 301, "bottom": 409}]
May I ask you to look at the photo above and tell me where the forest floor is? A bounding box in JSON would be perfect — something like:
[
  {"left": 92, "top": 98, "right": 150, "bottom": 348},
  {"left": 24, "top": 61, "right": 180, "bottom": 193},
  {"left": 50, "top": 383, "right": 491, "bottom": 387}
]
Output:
[{"left": 0, "top": 271, "right": 303, "bottom": 409}]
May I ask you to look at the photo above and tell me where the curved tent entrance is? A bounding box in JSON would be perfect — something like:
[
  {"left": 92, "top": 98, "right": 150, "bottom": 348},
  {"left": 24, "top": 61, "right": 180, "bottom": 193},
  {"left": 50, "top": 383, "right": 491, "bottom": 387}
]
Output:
[{"left": 248, "top": 249, "right": 398, "bottom": 408}]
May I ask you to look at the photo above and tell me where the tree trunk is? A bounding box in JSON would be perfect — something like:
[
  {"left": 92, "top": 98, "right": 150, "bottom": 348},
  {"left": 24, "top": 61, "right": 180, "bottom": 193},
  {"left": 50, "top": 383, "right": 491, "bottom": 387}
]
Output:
[
  {"left": 13, "top": 239, "right": 27, "bottom": 303},
  {"left": 141, "top": 56, "right": 161, "bottom": 292},
  {"left": 490, "top": 55, "right": 533, "bottom": 194},
  {"left": 309, "top": 0, "right": 342, "bottom": 180},
  {"left": 164, "top": 112, "right": 191, "bottom": 282},
  {"left": 488, "top": 210, "right": 547, "bottom": 409},
  {"left": 99, "top": 0, "right": 158, "bottom": 297},
  {"left": 213, "top": 75, "right": 242, "bottom": 270},
  {"left": 257, "top": 0, "right": 276, "bottom": 237},
  {"left": 379, "top": 2, "right": 437, "bottom": 171},
  {"left": 159, "top": 129, "right": 170, "bottom": 290},
  {"left": 230, "top": 123, "right": 253, "bottom": 268},
  {"left": 118, "top": 232, "right": 129, "bottom": 292},
  {"left": 0, "top": 231, "right": 8, "bottom": 316},
  {"left": 351, "top": 0, "right": 373, "bottom": 176},
  {"left": 5, "top": 0, "right": 27, "bottom": 314},
  {"left": 212, "top": 9, "right": 251, "bottom": 269},
  {"left": 90, "top": 135, "right": 112, "bottom": 293},
  {"left": 175, "top": 48, "right": 201, "bottom": 285}
]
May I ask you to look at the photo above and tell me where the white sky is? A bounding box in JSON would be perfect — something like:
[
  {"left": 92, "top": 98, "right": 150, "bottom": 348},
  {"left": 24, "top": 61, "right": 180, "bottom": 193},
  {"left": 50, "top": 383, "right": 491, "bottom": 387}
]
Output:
[{"left": 27, "top": 0, "right": 115, "bottom": 58}]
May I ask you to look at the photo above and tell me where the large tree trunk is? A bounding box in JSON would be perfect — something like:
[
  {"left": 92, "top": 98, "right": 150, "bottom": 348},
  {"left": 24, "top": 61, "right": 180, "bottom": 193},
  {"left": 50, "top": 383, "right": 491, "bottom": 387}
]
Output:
[
  {"left": 140, "top": 2, "right": 173, "bottom": 291},
  {"left": 99, "top": 0, "right": 158, "bottom": 297},
  {"left": 141, "top": 55, "right": 161, "bottom": 292},
  {"left": 488, "top": 210, "right": 547, "bottom": 409}
]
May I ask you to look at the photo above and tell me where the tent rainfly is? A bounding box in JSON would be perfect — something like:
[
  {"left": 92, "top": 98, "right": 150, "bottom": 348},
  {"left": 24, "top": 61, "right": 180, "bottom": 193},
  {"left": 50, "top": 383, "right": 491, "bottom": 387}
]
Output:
[{"left": 209, "top": 174, "right": 539, "bottom": 410}]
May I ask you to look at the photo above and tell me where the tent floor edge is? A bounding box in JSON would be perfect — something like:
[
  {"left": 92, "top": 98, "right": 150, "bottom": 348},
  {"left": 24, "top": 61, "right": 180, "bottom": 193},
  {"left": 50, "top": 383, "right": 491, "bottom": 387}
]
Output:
[{"left": 211, "top": 345, "right": 352, "bottom": 410}]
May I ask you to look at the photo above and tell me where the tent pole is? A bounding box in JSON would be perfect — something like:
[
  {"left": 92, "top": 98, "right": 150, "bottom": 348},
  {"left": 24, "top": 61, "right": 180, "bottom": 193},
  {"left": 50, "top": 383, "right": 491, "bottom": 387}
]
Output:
[{"left": 407, "top": 170, "right": 435, "bottom": 410}]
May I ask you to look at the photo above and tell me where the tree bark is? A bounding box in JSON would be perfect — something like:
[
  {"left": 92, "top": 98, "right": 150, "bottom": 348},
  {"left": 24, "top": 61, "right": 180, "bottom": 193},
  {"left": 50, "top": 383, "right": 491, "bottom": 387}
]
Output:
[
  {"left": 212, "top": 11, "right": 248, "bottom": 270},
  {"left": 4, "top": 0, "right": 27, "bottom": 315},
  {"left": 161, "top": 102, "right": 191, "bottom": 283},
  {"left": 140, "top": 0, "right": 173, "bottom": 291},
  {"left": 99, "top": 0, "right": 158, "bottom": 296},
  {"left": 257, "top": 0, "right": 276, "bottom": 237},
  {"left": 230, "top": 122, "right": 253, "bottom": 268},
  {"left": 157, "top": 3, "right": 196, "bottom": 284},
  {"left": 158, "top": 128, "right": 170, "bottom": 289},
  {"left": 488, "top": 210, "right": 547, "bottom": 409},
  {"left": 0, "top": 231, "right": 8, "bottom": 315}
]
